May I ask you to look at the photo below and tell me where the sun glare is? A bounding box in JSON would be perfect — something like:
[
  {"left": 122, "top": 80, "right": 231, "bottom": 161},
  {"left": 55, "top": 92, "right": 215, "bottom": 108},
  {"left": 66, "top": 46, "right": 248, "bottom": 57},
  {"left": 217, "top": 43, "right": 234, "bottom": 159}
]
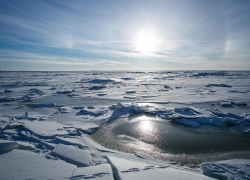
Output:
[
  {"left": 139, "top": 121, "right": 153, "bottom": 132},
  {"left": 134, "top": 29, "right": 160, "bottom": 55}
]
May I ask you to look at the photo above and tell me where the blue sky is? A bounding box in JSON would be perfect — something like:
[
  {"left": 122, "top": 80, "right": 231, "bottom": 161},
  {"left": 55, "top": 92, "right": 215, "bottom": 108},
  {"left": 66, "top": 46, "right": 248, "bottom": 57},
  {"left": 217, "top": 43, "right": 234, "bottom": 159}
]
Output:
[{"left": 0, "top": 0, "right": 250, "bottom": 71}]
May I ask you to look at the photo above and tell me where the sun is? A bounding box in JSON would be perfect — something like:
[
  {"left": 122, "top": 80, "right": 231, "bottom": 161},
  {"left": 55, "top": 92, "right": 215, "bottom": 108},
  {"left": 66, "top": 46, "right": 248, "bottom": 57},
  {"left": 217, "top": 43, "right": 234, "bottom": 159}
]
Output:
[{"left": 134, "top": 29, "right": 160, "bottom": 55}]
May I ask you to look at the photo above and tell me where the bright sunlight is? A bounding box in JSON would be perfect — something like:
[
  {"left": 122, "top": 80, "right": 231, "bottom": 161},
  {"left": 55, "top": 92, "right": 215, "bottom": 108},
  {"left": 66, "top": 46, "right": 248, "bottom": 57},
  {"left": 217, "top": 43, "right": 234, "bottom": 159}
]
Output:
[{"left": 134, "top": 29, "right": 160, "bottom": 55}]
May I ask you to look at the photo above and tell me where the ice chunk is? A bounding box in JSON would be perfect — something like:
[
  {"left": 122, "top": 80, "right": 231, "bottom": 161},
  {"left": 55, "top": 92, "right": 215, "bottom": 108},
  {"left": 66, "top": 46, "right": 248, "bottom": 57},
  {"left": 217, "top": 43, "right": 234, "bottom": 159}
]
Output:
[
  {"left": 126, "top": 90, "right": 136, "bottom": 93},
  {"left": 164, "top": 85, "right": 173, "bottom": 90},
  {"left": 201, "top": 159, "right": 250, "bottom": 180},
  {"left": 26, "top": 103, "right": 58, "bottom": 108},
  {"left": 16, "top": 141, "right": 36, "bottom": 150},
  {"left": 123, "top": 95, "right": 137, "bottom": 99},
  {"left": 174, "top": 107, "right": 190, "bottom": 111},
  {"left": 56, "top": 137, "right": 86, "bottom": 148},
  {"left": 4, "top": 89, "right": 13, "bottom": 93},
  {"left": 199, "top": 117, "right": 227, "bottom": 127},
  {"left": 174, "top": 119, "right": 201, "bottom": 128},
  {"left": 220, "top": 102, "right": 233, "bottom": 107},
  {"left": 37, "top": 141, "right": 56, "bottom": 150},
  {"left": 7, "top": 122, "right": 23, "bottom": 129},
  {"left": 96, "top": 93, "right": 107, "bottom": 96},
  {"left": 236, "top": 120, "right": 250, "bottom": 126},
  {"left": 88, "top": 79, "right": 117, "bottom": 84},
  {"left": 89, "top": 85, "right": 106, "bottom": 90},
  {"left": 224, "top": 118, "right": 240, "bottom": 126},
  {"left": 130, "top": 104, "right": 145, "bottom": 113},
  {"left": 0, "top": 97, "right": 16, "bottom": 102},
  {"left": 0, "top": 150, "right": 76, "bottom": 180},
  {"left": 0, "top": 140, "right": 19, "bottom": 149},
  {"left": 50, "top": 144, "right": 92, "bottom": 167},
  {"left": 22, "top": 121, "right": 70, "bottom": 138},
  {"left": 56, "top": 89, "right": 73, "bottom": 94},
  {"left": 111, "top": 103, "right": 124, "bottom": 109},
  {"left": 243, "top": 129, "right": 250, "bottom": 134},
  {"left": 107, "top": 156, "right": 213, "bottom": 180},
  {"left": 230, "top": 101, "right": 247, "bottom": 106},
  {"left": 121, "top": 77, "right": 135, "bottom": 80},
  {"left": 72, "top": 163, "right": 113, "bottom": 180},
  {"left": 206, "top": 84, "right": 231, "bottom": 87}
]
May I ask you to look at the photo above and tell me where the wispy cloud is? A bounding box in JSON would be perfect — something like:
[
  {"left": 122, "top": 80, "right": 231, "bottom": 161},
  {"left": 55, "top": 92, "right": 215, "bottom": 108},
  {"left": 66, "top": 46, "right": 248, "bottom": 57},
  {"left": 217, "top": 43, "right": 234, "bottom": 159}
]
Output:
[{"left": 0, "top": 49, "right": 130, "bottom": 66}]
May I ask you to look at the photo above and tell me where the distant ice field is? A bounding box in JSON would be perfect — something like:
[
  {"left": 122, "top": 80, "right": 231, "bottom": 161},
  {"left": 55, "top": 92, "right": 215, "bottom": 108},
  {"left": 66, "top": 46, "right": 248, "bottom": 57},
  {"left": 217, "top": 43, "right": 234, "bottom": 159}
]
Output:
[{"left": 1, "top": 70, "right": 250, "bottom": 166}]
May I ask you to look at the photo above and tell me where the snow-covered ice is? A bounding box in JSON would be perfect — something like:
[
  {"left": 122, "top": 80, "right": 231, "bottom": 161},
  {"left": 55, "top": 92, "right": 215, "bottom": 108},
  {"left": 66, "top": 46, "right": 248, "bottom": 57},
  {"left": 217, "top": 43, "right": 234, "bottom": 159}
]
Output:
[
  {"left": 0, "top": 149, "right": 76, "bottom": 180},
  {"left": 71, "top": 163, "right": 114, "bottom": 180},
  {"left": 107, "top": 156, "right": 214, "bottom": 180},
  {"left": 50, "top": 144, "right": 92, "bottom": 167},
  {"left": 1, "top": 70, "right": 250, "bottom": 179},
  {"left": 201, "top": 159, "right": 250, "bottom": 180},
  {"left": 0, "top": 139, "right": 18, "bottom": 149},
  {"left": 22, "top": 121, "right": 70, "bottom": 138}
]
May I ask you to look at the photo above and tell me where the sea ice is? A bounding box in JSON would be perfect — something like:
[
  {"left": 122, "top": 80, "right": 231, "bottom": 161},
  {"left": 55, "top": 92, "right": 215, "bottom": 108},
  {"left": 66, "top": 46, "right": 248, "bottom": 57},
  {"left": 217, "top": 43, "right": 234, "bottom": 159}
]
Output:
[
  {"left": 50, "top": 144, "right": 92, "bottom": 167},
  {"left": 37, "top": 141, "right": 56, "bottom": 150},
  {"left": 22, "top": 121, "right": 70, "bottom": 138},
  {"left": 198, "top": 117, "right": 227, "bottom": 127},
  {"left": 230, "top": 101, "right": 247, "bottom": 106},
  {"left": 4, "top": 89, "right": 13, "bottom": 93},
  {"left": 107, "top": 156, "right": 214, "bottom": 180},
  {"left": 201, "top": 159, "right": 250, "bottom": 180},
  {"left": 1, "top": 71, "right": 250, "bottom": 179},
  {"left": 174, "top": 118, "right": 201, "bottom": 128},
  {"left": 56, "top": 137, "right": 87, "bottom": 149},
  {"left": 71, "top": 163, "right": 114, "bottom": 180},
  {"left": 88, "top": 79, "right": 118, "bottom": 84},
  {"left": 0, "top": 149, "right": 76, "bottom": 180},
  {"left": 0, "top": 139, "right": 19, "bottom": 149},
  {"left": 173, "top": 107, "right": 190, "bottom": 111},
  {"left": 220, "top": 102, "right": 233, "bottom": 107}
]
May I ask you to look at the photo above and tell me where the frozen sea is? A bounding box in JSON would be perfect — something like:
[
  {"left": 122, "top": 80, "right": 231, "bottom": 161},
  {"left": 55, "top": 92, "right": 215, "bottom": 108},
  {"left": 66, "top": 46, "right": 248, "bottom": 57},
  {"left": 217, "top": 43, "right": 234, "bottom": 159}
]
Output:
[{"left": 1, "top": 70, "right": 250, "bottom": 179}]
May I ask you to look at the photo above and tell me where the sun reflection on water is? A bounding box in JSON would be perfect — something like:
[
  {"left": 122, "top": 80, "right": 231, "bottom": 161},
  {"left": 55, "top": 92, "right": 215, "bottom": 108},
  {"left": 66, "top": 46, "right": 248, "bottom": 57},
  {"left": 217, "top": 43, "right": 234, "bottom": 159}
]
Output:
[{"left": 139, "top": 120, "right": 154, "bottom": 132}]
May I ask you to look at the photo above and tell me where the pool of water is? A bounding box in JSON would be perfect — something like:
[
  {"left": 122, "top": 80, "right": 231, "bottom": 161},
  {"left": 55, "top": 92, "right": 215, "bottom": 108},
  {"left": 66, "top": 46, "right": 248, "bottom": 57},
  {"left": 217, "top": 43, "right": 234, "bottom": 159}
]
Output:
[{"left": 92, "top": 115, "right": 250, "bottom": 165}]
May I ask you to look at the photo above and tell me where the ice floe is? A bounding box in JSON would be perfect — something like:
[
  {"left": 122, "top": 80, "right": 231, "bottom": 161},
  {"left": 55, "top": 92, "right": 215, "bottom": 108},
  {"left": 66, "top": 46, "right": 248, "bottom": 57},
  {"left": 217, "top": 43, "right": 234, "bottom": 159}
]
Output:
[
  {"left": 0, "top": 150, "right": 76, "bottom": 180},
  {"left": 50, "top": 144, "right": 92, "bottom": 167},
  {"left": 22, "top": 121, "right": 70, "bottom": 138}
]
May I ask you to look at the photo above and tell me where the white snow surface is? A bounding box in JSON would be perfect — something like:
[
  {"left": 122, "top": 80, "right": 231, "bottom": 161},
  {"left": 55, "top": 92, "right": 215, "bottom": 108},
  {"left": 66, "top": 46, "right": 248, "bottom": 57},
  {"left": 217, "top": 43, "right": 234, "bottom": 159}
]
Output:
[
  {"left": 0, "top": 139, "right": 18, "bottom": 149},
  {"left": 0, "top": 149, "right": 76, "bottom": 180},
  {"left": 72, "top": 163, "right": 114, "bottom": 180},
  {"left": 107, "top": 156, "right": 214, "bottom": 180},
  {"left": 50, "top": 144, "right": 92, "bottom": 167},
  {"left": 201, "top": 159, "right": 250, "bottom": 180},
  {"left": 22, "top": 121, "right": 70, "bottom": 138},
  {"left": 0, "top": 71, "right": 250, "bottom": 179}
]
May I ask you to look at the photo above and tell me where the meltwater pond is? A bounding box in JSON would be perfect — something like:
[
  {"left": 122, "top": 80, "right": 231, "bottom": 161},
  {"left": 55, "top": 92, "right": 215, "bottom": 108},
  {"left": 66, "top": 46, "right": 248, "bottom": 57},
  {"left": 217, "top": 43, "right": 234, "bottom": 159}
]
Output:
[{"left": 92, "top": 115, "right": 250, "bottom": 165}]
